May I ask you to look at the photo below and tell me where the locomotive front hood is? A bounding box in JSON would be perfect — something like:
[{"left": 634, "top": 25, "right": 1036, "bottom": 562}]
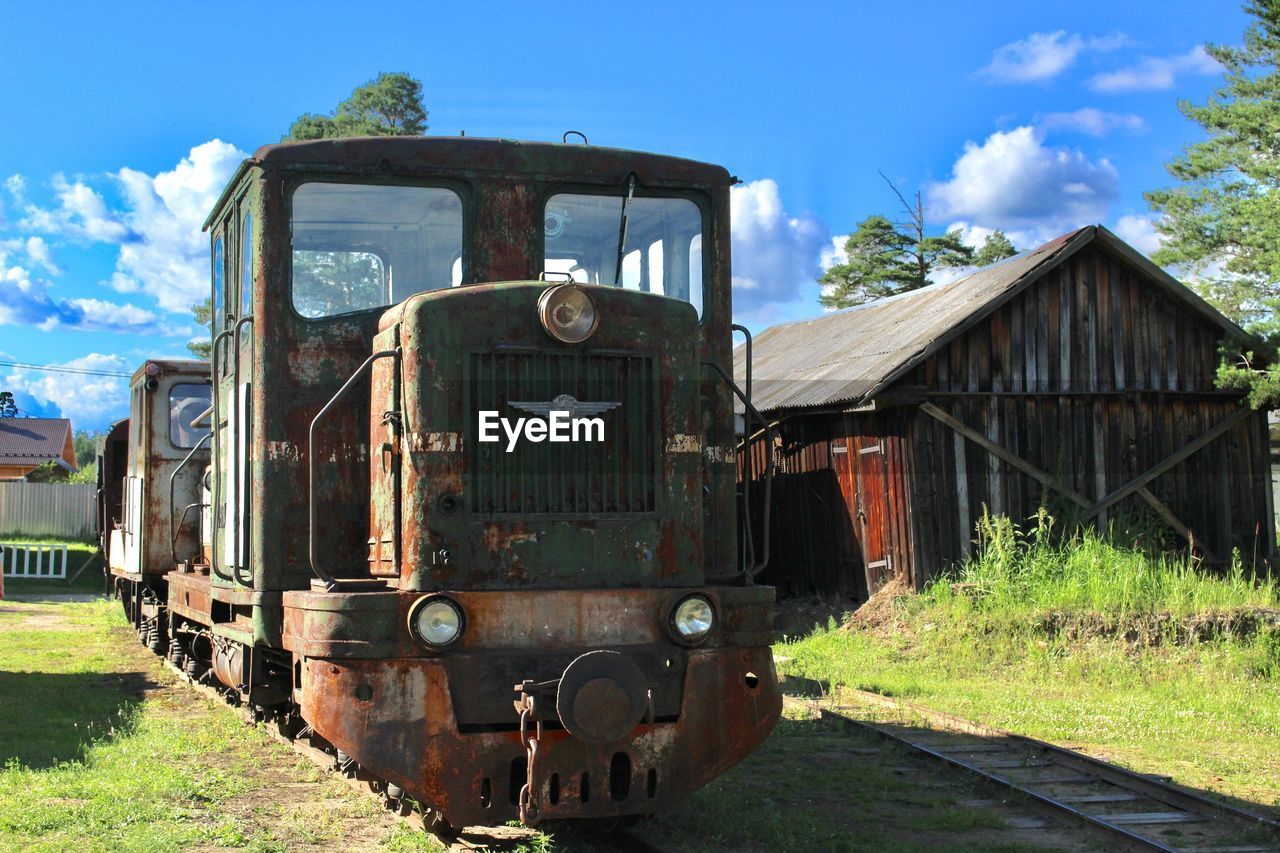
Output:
[{"left": 367, "top": 281, "right": 708, "bottom": 591}]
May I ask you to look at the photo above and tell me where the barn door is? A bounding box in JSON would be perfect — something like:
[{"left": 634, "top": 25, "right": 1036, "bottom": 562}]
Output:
[
  {"left": 829, "top": 439, "right": 866, "bottom": 599},
  {"left": 853, "top": 434, "right": 892, "bottom": 595}
]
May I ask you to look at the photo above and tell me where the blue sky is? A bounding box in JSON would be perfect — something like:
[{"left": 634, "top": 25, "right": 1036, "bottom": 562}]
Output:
[{"left": 0, "top": 0, "right": 1249, "bottom": 429}]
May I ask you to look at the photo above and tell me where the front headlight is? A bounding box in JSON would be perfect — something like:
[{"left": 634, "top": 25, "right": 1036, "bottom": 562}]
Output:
[
  {"left": 409, "top": 596, "right": 464, "bottom": 648},
  {"left": 671, "top": 594, "right": 715, "bottom": 643},
  {"left": 537, "top": 283, "right": 599, "bottom": 344}
]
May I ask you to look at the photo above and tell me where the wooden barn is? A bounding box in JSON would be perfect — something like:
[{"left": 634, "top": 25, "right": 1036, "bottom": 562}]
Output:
[{"left": 736, "top": 226, "right": 1275, "bottom": 599}]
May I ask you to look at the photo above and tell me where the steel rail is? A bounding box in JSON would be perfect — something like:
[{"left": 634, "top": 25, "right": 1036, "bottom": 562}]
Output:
[{"left": 791, "top": 689, "right": 1280, "bottom": 853}]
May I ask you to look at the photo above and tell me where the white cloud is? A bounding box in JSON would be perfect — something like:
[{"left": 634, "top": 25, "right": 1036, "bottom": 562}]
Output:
[
  {"left": 1114, "top": 214, "right": 1164, "bottom": 256},
  {"left": 927, "top": 126, "right": 1119, "bottom": 247},
  {"left": 1039, "top": 108, "right": 1146, "bottom": 137},
  {"left": 978, "top": 31, "right": 1129, "bottom": 84},
  {"left": 0, "top": 245, "right": 179, "bottom": 335},
  {"left": 23, "top": 236, "right": 58, "bottom": 274},
  {"left": 3, "top": 353, "right": 130, "bottom": 430},
  {"left": 1088, "top": 45, "right": 1220, "bottom": 92},
  {"left": 730, "top": 179, "right": 829, "bottom": 323},
  {"left": 17, "top": 140, "right": 246, "bottom": 313}
]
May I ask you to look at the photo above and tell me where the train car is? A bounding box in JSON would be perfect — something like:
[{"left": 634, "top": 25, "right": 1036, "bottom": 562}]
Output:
[
  {"left": 108, "top": 359, "right": 211, "bottom": 646},
  {"left": 125, "top": 136, "right": 781, "bottom": 832}
]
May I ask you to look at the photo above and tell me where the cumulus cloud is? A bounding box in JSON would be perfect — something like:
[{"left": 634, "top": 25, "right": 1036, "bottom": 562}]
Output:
[
  {"left": 1088, "top": 45, "right": 1220, "bottom": 92},
  {"left": 977, "top": 31, "right": 1129, "bottom": 84},
  {"left": 17, "top": 140, "right": 246, "bottom": 313},
  {"left": 2, "top": 353, "right": 131, "bottom": 430},
  {"left": 730, "top": 179, "right": 829, "bottom": 323},
  {"left": 1114, "top": 214, "right": 1164, "bottom": 256},
  {"left": 927, "top": 126, "right": 1119, "bottom": 248},
  {"left": 0, "top": 244, "right": 182, "bottom": 334},
  {"left": 1039, "top": 108, "right": 1146, "bottom": 137}
]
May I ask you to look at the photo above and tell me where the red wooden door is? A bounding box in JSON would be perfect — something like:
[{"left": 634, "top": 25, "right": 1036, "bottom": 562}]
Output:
[{"left": 853, "top": 434, "right": 892, "bottom": 595}]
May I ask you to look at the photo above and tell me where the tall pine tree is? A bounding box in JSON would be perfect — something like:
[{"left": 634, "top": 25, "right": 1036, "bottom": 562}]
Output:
[
  {"left": 820, "top": 179, "right": 973, "bottom": 308},
  {"left": 1146, "top": 1, "right": 1280, "bottom": 405}
]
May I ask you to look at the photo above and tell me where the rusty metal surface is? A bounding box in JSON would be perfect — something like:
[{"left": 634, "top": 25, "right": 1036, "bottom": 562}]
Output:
[
  {"left": 732, "top": 226, "right": 1257, "bottom": 416},
  {"left": 109, "top": 360, "right": 210, "bottom": 579},
  {"left": 179, "top": 136, "right": 781, "bottom": 828},
  {"left": 300, "top": 645, "right": 779, "bottom": 828}
]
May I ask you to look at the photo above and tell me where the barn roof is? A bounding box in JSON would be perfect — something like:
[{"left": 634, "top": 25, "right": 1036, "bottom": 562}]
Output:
[
  {"left": 0, "top": 418, "right": 75, "bottom": 471},
  {"left": 733, "top": 225, "right": 1255, "bottom": 416}
]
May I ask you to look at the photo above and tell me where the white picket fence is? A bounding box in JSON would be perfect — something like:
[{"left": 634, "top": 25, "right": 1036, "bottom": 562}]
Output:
[
  {"left": 0, "top": 543, "right": 68, "bottom": 579},
  {"left": 0, "top": 482, "right": 97, "bottom": 540}
]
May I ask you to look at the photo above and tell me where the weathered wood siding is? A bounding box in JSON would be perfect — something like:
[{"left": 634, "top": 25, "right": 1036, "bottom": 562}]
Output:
[
  {"left": 908, "top": 243, "right": 1273, "bottom": 577},
  {"left": 746, "top": 242, "right": 1274, "bottom": 598}
]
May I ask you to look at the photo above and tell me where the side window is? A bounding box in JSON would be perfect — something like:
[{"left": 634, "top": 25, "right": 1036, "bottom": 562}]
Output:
[
  {"left": 212, "top": 237, "right": 224, "bottom": 333},
  {"left": 170, "top": 383, "right": 212, "bottom": 449},
  {"left": 240, "top": 213, "right": 253, "bottom": 316}
]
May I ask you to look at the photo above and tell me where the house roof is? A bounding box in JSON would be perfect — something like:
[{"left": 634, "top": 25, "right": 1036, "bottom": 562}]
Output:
[
  {"left": 0, "top": 418, "right": 75, "bottom": 471},
  {"left": 733, "top": 225, "right": 1256, "bottom": 416}
]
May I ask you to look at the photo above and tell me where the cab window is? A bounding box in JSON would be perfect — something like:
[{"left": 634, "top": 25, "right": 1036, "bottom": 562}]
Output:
[
  {"left": 291, "top": 182, "right": 463, "bottom": 319},
  {"left": 543, "top": 193, "right": 703, "bottom": 316},
  {"left": 170, "top": 383, "right": 212, "bottom": 449}
]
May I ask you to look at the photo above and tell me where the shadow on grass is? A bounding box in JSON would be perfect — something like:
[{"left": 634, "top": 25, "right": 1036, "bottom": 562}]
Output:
[{"left": 0, "top": 669, "right": 156, "bottom": 768}]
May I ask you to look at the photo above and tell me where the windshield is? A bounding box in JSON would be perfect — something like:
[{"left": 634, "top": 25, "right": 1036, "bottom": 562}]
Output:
[
  {"left": 544, "top": 193, "right": 703, "bottom": 316},
  {"left": 291, "top": 182, "right": 463, "bottom": 319},
  {"left": 170, "top": 383, "right": 212, "bottom": 450}
]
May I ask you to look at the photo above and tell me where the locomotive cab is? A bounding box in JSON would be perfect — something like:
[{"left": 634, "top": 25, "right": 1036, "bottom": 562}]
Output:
[
  {"left": 108, "top": 359, "right": 211, "bottom": 637},
  {"left": 187, "top": 137, "right": 780, "bottom": 830}
]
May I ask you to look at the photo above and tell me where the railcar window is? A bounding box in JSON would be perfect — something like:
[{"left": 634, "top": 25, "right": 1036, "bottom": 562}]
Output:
[
  {"left": 291, "top": 183, "right": 463, "bottom": 319},
  {"left": 240, "top": 212, "right": 253, "bottom": 316},
  {"left": 170, "top": 383, "right": 212, "bottom": 449},
  {"left": 212, "top": 237, "right": 224, "bottom": 330},
  {"left": 543, "top": 194, "right": 703, "bottom": 316}
]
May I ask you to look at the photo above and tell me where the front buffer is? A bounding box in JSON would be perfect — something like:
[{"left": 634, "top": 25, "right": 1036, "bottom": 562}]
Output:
[{"left": 282, "top": 586, "right": 781, "bottom": 828}]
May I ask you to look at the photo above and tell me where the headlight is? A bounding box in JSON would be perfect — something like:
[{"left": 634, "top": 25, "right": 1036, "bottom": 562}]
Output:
[
  {"left": 537, "top": 283, "right": 599, "bottom": 344},
  {"left": 409, "top": 596, "right": 464, "bottom": 648},
  {"left": 671, "top": 595, "right": 715, "bottom": 643}
]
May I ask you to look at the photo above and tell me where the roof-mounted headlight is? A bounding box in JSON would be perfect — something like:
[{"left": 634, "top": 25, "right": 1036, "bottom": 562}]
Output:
[
  {"left": 537, "top": 283, "right": 599, "bottom": 344},
  {"left": 408, "top": 596, "right": 465, "bottom": 649}
]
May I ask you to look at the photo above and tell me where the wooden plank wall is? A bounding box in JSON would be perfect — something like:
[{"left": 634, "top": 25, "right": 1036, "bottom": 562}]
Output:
[
  {"left": 908, "top": 244, "right": 1274, "bottom": 578},
  {"left": 741, "top": 419, "right": 862, "bottom": 597}
]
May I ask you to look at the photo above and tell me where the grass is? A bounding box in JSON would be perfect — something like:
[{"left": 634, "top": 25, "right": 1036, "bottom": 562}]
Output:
[
  {"left": 778, "top": 511, "right": 1280, "bottom": 816},
  {"left": 1, "top": 538, "right": 103, "bottom": 597},
  {"left": 0, "top": 598, "right": 438, "bottom": 852}
]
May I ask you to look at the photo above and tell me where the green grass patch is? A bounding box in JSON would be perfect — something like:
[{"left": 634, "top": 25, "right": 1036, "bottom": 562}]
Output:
[
  {"left": 778, "top": 511, "right": 1280, "bottom": 816},
  {"left": 0, "top": 599, "right": 432, "bottom": 851},
  {"left": 1, "top": 539, "right": 104, "bottom": 597}
]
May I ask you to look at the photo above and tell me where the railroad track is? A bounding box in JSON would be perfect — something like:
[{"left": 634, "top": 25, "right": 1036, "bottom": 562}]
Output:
[
  {"left": 790, "top": 686, "right": 1280, "bottom": 853},
  {"left": 159, "top": 658, "right": 668, "bottom": 852}
]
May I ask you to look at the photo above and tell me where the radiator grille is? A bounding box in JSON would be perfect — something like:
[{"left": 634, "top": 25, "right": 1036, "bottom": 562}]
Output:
[{"left": 468, "top": 351, "right": 657, "bottom": 515}]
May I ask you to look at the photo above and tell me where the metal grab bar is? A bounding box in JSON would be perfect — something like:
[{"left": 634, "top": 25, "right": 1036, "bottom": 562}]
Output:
[
  {"left": 231, "top": 315, "right": 254, "bottom": 586},
  {"left": 171, "top": 502, "right": 209, "bottom": 565},
  {"left": 308, "top": 349, "right": 399, "bottom": 591},
  {"left": 168, "top": 432, "right": 213, "bottom": 565},
  {"left": 209, "top": 325, "right": 235, "bottom": 582},
  {"left": 703, "top": 359, "right": 775, "bottom": 580}
]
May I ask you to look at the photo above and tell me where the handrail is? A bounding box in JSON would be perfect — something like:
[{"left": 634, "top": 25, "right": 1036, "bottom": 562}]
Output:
[
  {"left": 703, "top": 359, "right": 774, "bottom": 580},
  {"left": 168, "top": 432, "right": 212, "bottom": 565},
  {"left": 171, "top": 502, "right": 209, "bottom": 566},
  {"left": 309, "top": 349, "right": 399, "bottom": 591},
  {"left": 231, "top": 315, "right": 254, "bottom": 585},
  {"left": 209, "top": 326, "right": 235, "bottom": 582}
]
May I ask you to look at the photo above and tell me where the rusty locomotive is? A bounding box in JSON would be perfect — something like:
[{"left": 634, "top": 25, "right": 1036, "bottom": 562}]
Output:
[{"left": 104, "top": 136, "right": 781, "bottom": 831}]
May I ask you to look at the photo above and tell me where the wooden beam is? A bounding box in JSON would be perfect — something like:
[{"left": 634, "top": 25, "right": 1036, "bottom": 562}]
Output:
[
  {"left": 1083, "top": 407, "right": 1252, "bottom": 520},
  {"left": 920, "top": 403, "right": 1092, "bottom": 509},
  {"left": 1134, "top": 487, "right": 1222, "bottom": 564}
]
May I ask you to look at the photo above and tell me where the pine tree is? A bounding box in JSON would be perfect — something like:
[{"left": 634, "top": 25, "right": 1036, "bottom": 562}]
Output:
[
  {"left": 285, "top": 73, "right": 428, "bottom": 141},
  {"left": 1145, "top": 1, "right": 1280, "bottom": 404},
  {"left": 819, "top": 178, "right": 973, "bottom": 308},
  {"left": 973, "top": 230, "right": 1018, "bottom": 266}
]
